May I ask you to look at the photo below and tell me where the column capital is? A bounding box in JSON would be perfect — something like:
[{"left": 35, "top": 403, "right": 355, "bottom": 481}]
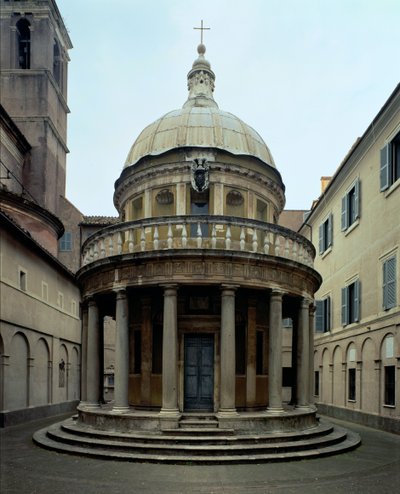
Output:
[
  {"left": 270, "top": 289, "right": 284, "bottom": 300},
  {"left": 114, "top": 287, "right": 127, "bottom": 300},
  {"left": 220, "top": 284, "right": 239, "bottom": 293},
  {"left": 85, "top": 296, "right": 97, "bottom": 307},
  {"left": 300, "top": 297, "right": 313, "bottom": 308},
  {"left": 162, "top": 284, "right": 178, "bottom": 297}
]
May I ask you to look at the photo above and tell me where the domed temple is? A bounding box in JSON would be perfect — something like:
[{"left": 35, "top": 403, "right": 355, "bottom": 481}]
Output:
[{"left": 35, "top": 44, "right": 360, "bottom": 462}]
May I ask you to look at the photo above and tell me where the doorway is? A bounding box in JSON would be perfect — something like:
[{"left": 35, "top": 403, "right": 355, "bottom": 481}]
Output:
[{"left": 184, "top": 334, "right": 214, "bottom": 411}]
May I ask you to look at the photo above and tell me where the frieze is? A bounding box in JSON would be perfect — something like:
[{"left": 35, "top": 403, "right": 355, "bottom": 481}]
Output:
[
  {"left": 80, "top": 255, "right": 318, "bottom": 297},
  {"left": 173, "top": 261, "right": 186, "bottom": 274}
]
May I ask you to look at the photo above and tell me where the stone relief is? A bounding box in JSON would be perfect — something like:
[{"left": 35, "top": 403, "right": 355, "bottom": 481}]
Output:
[{"left": 191, "top": 158, "right": 209, "bottom": 193}]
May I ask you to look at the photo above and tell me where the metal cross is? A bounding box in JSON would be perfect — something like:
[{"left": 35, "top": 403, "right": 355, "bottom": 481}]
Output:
[{"left": 194, "top": 20, "right": 210, "bottom": 44}]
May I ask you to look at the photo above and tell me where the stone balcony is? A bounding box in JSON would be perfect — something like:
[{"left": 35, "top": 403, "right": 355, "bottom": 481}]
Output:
[{"left": 81, "top": 215, "right": 315, "bottom": 268}]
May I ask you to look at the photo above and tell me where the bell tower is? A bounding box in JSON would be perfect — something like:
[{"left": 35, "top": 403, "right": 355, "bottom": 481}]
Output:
[{"left": 0, "top": 0, "right": 72, "bottom": 215}]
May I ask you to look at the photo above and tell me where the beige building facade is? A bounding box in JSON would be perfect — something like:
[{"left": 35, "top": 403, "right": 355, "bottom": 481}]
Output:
[
  {"left": 300, "top": 84, "right": 400, "bottom": 433},
  {"left": 0, "top": 0, "right": 83, "bottom": 425}
]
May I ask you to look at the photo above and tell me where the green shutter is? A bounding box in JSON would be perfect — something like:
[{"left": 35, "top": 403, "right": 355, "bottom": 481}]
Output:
[
  {"left": 319, "top": 224, "right": 324, "bottom": 254},
  {"left": 380, "top": 144, "right": 390, "bottom": 191},
  {"left": 315, "top": 300, "right": 324, "bottom": 332},
  {"left": 354, "top": 279, "right": 360, "bottom": 322},
  {"left": 341, "top": 196, "right": 347, "bottom": 231},
  {"left": 326, "top": 296, "right": 331, "bottom": 331},
  {"left": 383, "top": 257, "right": 397, "bottom": 310},
  {"left": 341, "top": 287, "right": 348, "bottom": 326},
  {"left": 327, "top": 214, "right": 333, "bottom": 247},
  {"left": 354, "top": 179, "right": 360, "bottom": 219}
]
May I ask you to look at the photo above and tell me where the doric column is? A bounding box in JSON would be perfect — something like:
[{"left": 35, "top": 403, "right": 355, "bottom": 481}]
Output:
[
  {"left": 219, "top": 285, "right": 237, "bottom": 414},
  {"left": 80, "top": 305, "right": 88, "bottom": 403},
  {"left": 86, "top": 297, "right": 100, "bottom": 407},
  {"left": 113, "top": 288, "right": 130, "bottom": 412},
  {"left": 160, "top": 285, "right": 179, "bottom": 415},
  {"left": 308, "top": 303, "right": 316, "bottom": 406},
  {"left": 268, "top": 290, "right": 284, "bottom": 412},
  {"left": 296, "top": 298, "right": 311, "bottom": 408}
]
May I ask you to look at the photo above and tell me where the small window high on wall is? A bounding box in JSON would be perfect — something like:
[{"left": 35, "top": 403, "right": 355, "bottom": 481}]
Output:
[
  {"left": 53, "top": 39, "right": 62, "bottom": 87},
  {"left": 16, "top": 18, "right": 31, "bottom": 69}
]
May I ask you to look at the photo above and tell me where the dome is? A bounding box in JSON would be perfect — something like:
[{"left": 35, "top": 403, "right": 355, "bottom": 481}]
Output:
[{"left": 124, "top": 44, "right": 276, "bottom": 169}]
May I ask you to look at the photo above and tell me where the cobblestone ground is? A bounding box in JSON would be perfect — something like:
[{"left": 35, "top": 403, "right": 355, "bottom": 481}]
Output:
[{"left": 1, "top": 414, "right": 399, "bottom": 494}]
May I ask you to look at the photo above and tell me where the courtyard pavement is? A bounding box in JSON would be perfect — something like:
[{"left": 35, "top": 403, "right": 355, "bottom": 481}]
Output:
[{"left": 1, "top": 413, "right": 399, "bottom": 494}]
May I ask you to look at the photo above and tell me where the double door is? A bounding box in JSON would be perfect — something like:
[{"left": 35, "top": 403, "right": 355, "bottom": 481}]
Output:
[{"left": 184, "top": 334, "right": 214, "bottom": 410}]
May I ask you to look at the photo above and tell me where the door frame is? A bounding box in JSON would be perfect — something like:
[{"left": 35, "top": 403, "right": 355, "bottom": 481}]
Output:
[{"left": 183, "top": 333, "right": 215, "bottom": 411}]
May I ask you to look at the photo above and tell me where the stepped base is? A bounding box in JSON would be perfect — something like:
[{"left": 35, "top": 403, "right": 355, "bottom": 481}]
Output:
[{"left": 33, "top": 407, "right": 361, "bottom": 464}]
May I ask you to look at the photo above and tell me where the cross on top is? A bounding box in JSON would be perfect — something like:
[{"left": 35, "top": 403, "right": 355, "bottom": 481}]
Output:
[{"left": 194, "top": 20, "right": 210, "bottom": 44}]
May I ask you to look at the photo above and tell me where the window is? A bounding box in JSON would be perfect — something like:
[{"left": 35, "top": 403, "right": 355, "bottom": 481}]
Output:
[
  {"left": 53, "top": 39, "right": 62, "bottom": 87},
  {"left": 59, "top": 232, "right": 72, "bottom": 251},
  {"left": 282, "top": 318, "right": 293, "bottom": 328},
  {"left": 315, "top": 297, "right": 331, "bottom": 332},
  {"left": 319, "top": 214, "right": 333, "bottom": 254},
  {"left": 384, "top": 366, "right": 395, "bottom": 406},
  {"left": 314, "top": 371, "right": 320, "bottom": 396},
  {"left": 16, "top": 18, "right": 30, "bottom": 69},
  {"left": 256, "top": 199, "right": 268, "bottom": 222},
  {"left": 348, "top": 368, "right": 356, "bottom": 401},
  {"left": 341, "top": 279, "right": 360, "bottom": 325},
  {"left": 383, "top": 256, "right": 397, "bottom": 310},
  {"left": 58, "top": 292, "right": 64, "bottom": 309},
  {"left": 380, "top": 132, "right": 400, "bottom": 191},
  {"left": 42, "top": 282, "right": 48, "bottom": 301},
  {"left": 19, "top": 270, "right": 27, "bottom": 291},
  {"left": 341, "top": 179, "right": 360, "bottom": 231}
]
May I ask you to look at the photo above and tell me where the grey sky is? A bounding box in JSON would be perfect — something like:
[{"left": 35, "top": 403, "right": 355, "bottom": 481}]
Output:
[{"left": 57, "top": 0, "right": 400, "bottom": 216}]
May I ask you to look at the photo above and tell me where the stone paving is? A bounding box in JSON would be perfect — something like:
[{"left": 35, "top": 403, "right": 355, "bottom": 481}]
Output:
[{"left": 1, "top": 413, "right": 399, "bottom": 494}]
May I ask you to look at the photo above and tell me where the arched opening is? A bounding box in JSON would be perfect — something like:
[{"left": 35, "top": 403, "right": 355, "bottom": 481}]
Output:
[
  {"left": 32, "top": 338, "right": 50, "bottom": 406},
  {"left": 53, "top": 39, "right": 62, "bottom": 86},
  {"left": 16, "top": 18, "right": 31, "bottom": 69},
  {"left": 7, "top": 332, "right": 29, "bottom": 410},
  {"left": 59, "top": 344, "right": 68, "bottom": 402}
]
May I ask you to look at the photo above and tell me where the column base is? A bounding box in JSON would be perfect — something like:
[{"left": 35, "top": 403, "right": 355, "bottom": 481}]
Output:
[
  {"left": 112, "top": 405, "right": 130, "bottom": 413},
  {"left": 267, "top": 406, "right": 285, "bottom": 414},
  {"left": 217, "top": 408, "right": 238, "bottom": 418},
  {"left": 295, "top": 404, "right": 312, "bottom": 411},
  {"left": 83, "top": 402, "right": 101, "bottom": 409},
  {"left": 159, "top": 408, "right": 180, "bottom": 430}
]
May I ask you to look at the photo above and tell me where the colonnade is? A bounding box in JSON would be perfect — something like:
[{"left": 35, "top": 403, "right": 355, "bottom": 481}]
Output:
[{"left": 80, "top": 286, "right": 315, "bottom": 414}]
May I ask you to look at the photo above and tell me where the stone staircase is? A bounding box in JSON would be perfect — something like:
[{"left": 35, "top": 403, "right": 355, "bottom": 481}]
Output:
[{"left": 33, "top": 413, "right": 361, "bottom": 463}]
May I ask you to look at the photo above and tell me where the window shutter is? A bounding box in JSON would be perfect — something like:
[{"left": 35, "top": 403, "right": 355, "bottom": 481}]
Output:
[
  {"left": 315, "top": 300, "right": 324, "bottom": 332},
  {"left": 319, "top": 224, "right": 324, "bottom": 254},
  {"left": 354, "top": 279, "right": 360, "bottom": 322},
  {"left": 327, "top": 214, "right": 333, "bottom": 247},
  {"left": 354, "top": 179, "right": 360, "bottom": 219},
  {"left": 341, "top": 287, "right": 348, "bottom": 326},
  {"left": 341, "top": 196, "right": 347, "bottom": 231},
  {"left": 380, "top": 144, "right": 390, "bottom": 191},
  {"left": 383, "top": 257, "right": 397, "bottom": 310},
  {"left": 326, "top": 296, "right": 331, "bottom": 331}
]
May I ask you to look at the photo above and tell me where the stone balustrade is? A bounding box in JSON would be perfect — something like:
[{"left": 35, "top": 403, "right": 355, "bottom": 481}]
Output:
[{"left": 81, "top": 215, "right": 315, "bottom": 268}]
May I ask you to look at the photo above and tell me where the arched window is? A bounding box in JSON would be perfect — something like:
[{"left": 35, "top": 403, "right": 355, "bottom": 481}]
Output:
[
  {"left": 16, "top": 18, "right": 31, "bottom": 69},
  {"left": 53, "top": 39, "right": 62, "bottom": 86}
]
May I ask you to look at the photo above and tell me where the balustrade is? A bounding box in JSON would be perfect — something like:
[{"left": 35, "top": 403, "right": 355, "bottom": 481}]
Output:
[{"left": 82, "top": 215, "right": 315, "bottom": 268}]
